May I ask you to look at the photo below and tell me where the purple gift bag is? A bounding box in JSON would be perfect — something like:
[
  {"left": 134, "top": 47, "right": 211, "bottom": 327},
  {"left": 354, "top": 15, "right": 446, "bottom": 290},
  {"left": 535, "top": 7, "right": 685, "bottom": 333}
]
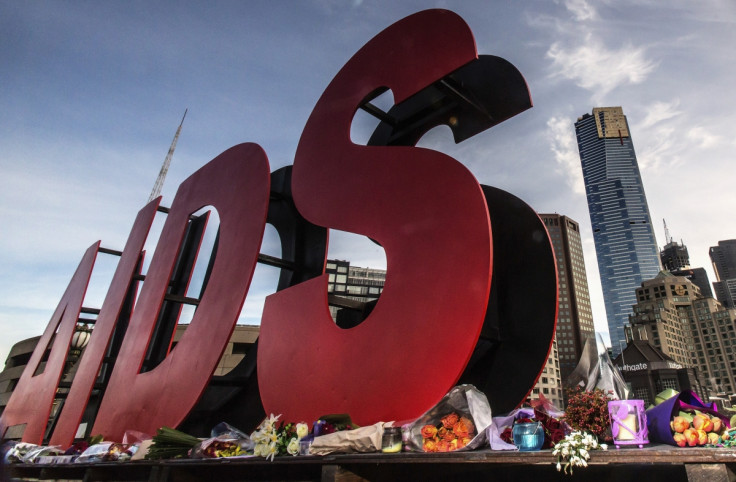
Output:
[{"left": 645, "top": 390, "right": 727, "bottom": 445}]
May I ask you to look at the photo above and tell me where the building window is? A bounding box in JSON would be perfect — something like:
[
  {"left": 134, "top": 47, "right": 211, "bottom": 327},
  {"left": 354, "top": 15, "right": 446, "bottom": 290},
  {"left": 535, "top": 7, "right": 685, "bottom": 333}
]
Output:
[{"left": 633, "top": 387, "right": 651, "bottom": 405}]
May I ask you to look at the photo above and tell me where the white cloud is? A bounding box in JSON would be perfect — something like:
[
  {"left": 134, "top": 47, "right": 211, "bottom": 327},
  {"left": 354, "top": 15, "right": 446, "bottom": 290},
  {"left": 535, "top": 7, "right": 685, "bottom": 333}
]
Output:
[
  {"left": 546, "top": 115, "right": 586, "bottom": 194},
  {"left": 686, "top": 126, "right": 722, "bottom": 149},
  {"left": 547, "top": 34, "right": 658, "bottom": 99},
  {"left": 564, "top": 0, "right": 597, "bottom": 21},
  {"left": 640, "top": 100, "right": 682, "bottom": 129},
  {"left": 637, "top": 124, "right": 678, "bottom": 171}
]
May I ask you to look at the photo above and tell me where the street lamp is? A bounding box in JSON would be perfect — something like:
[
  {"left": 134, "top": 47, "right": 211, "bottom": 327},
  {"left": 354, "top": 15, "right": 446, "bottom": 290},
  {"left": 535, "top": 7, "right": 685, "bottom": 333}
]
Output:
[{"left": 64, "top": 323, "right": 92, "bottom": 375}]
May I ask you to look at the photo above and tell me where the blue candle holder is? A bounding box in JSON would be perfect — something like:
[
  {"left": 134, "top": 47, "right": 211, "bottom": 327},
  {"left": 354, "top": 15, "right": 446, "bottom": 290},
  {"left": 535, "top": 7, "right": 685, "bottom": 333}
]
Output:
[{"left": 512, "top": 422, "right": 545, "bottom": 451}]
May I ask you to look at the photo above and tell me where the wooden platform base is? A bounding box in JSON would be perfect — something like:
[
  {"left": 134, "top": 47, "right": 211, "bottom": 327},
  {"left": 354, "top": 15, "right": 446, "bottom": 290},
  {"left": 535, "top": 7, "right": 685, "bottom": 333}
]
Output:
[{"left": 5, "top": 445, "right": 736, "bottom": 481}]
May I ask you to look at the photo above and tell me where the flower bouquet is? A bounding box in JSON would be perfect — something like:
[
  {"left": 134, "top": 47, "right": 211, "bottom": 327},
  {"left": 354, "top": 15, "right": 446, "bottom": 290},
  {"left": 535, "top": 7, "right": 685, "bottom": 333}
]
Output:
[
  {"left": 498, "top": 406, "right": 568, "bottom": 449},
  {"left": 646, "top": 390, "right": 730, "bottom": 446},
  {"left": 553, "top": 431, "right": 607, "bottom": 474},
  {"left": 420, "top": 412, "right": 475, "bottom": 452},
  {"left": 250, "top": 414, "right": 310, "bottom": 461},
  {"left": 190, "top": 422, "right": 254, "bottom": 458},
  {"left": 563, "top": 387, "right": 613, "bottom": 443},
  {"left": 407, "top": 385, "right": 493, "bottom": 452}
]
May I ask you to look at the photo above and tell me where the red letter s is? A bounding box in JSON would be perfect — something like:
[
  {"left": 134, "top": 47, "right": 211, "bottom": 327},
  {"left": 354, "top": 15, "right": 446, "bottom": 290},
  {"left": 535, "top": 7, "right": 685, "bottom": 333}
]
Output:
[{"left": 259, "top": 10, "right": 493, "bottom": 424}]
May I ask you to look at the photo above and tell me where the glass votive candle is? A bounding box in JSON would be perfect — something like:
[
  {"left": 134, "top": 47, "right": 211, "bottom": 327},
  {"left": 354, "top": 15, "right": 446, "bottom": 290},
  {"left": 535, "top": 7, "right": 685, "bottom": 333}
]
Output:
[{"left": 381, "top": 426, "right": 403, "bottom": 453}]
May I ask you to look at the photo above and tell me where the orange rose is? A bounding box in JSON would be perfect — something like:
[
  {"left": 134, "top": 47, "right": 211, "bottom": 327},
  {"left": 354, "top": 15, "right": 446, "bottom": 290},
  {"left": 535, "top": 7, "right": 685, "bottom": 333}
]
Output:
[
  {"left": 696, "top": 429, "right": 708, "bottom": 446},
  {"left": 692, "top": 414, "right": 713, "bottom": 433},
  {"left": 459, "top": 416, "right": 475, "bottom": 433},
  {"left": 421, "top": 425, "right": 438, "bottom": 440},
  {"left": 453, "top": 418, "right": 473, "bottom": 439},
  {"left": 683, "top": 428, "right": 698, "bottom": 447},
  {"left": 438, "top": 427, "right": 455, "bottom": 441},
  {"left": 711, "top": 416, "right": 723, "bottom": 433},
  {"left": 423, "top": 439, "right": 438, "bottom": 452},
  {"left": 441, "top": 413, "right": 459, "bottom": 429},
  {"left": 436, "top": 439, "right": 451, "bottom": 452},
  {"left": 672, "top": 416, "right": 690, "bottom": 433},
  {"left": 673, "top": 433, "right": 687, "bottom": 447}
]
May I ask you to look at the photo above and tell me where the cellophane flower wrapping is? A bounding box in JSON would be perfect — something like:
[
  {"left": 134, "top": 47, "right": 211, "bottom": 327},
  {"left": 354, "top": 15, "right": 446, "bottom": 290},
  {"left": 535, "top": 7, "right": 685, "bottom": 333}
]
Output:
[
  {"left": 566, "top": 335, "right": 629, "bottom": 400},
  {"left": 74, "top": 442, "right": 136, "bottom": 463},
  {"left": 190, "top": 422, "right": 253, "bottom": 458},
  {"left": 407, "top": 384, "right": 492, "bottom": 452},
  {"left": 490, "top": 395, "right": 570, "bottom": 450},
  {"left": 646, "top": 389, "right": 730, "bottom": 446}
]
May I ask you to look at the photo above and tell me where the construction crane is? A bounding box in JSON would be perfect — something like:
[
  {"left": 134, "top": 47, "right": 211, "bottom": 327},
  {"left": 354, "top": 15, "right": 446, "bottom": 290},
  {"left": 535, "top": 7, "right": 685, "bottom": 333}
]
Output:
[
  {"left": 663, "top": 218, "right": 673, "bottom": 245},
  {"left": 148, "top": 109, "right": 187, "bottom": 202}
]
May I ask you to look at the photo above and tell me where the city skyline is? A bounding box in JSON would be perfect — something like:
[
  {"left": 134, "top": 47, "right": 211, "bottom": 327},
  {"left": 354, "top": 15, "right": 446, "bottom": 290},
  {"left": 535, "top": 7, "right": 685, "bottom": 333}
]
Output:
[{"left": 2, "top": 1, "right": 736, "bottom": 364}]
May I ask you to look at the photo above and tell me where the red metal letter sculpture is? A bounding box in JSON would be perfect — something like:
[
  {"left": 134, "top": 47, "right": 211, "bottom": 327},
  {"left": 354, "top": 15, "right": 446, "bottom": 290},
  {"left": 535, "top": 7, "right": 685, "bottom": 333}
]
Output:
[
  {"left": 91, "top": 144, "right": 270, "bottom": 440},
  {"left": 48, "top": 201, "right": 159, "bottom": 446},
  {"left": 0, "top": 244, "right": 99, "bottom": 443},
  {"left": 259, "top": 10, "right": 494, "bottom": 424}
]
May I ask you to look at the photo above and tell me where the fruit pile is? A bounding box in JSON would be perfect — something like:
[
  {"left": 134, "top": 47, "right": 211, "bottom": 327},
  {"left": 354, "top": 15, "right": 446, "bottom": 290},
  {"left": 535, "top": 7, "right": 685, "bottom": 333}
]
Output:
[{"left": 670, "top": 411, "right": 729, "bottom": 447}]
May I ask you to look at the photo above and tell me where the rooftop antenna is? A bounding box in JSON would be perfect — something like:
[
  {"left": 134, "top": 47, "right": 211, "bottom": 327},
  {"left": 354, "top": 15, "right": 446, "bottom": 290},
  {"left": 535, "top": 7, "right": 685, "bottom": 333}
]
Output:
[{"left": 148, "top": 109, "right": 187, "bottom": 202}]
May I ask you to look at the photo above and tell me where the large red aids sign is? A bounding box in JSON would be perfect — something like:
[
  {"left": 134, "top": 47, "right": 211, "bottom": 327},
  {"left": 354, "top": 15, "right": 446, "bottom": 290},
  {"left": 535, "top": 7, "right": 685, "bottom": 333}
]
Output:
[{"left": 0, "top": 9, "right": 557, "bottom": 445}]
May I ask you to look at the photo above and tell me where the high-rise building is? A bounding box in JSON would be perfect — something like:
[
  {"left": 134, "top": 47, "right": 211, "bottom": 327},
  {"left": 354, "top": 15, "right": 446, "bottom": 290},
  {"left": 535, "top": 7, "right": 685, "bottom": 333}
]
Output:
[
  {"left": 671, "top": 268, "right": 713, "bottom": 298},
  {"left": 628, "top": 271, "right": 736, "bottom": 396},
  {"left": 540, "top": 214, "right": 596, "bottom": 382},
  {"left": 575, "top": 107, "right": 662, "bottom": 357},
  {"left": 659, "top": 226, "right": 713, "bottom": 297},
  {"left": 661, "top": 241, "right": 690, "bottom": 272},
  {"left": 710, "top": 240, "right": 736, "bottom": 308}
]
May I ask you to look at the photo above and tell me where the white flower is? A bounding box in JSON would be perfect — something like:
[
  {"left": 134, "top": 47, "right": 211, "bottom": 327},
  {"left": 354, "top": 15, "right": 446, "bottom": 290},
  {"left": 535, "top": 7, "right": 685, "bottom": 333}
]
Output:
[
  {"left": 261, "top": 413, "right": 281, "bottom": 432},
  {"left": 266, "top": 442, "right": 278, "bottom": 462},
  {"left": 552, "top": 431, "right": 606, "bottom": 475},
  {"left": 296, "top": 423, "right": 309, "bottom": 440},
  {"left": 287, "top": 437, "right": 300, "bottom": 456}
]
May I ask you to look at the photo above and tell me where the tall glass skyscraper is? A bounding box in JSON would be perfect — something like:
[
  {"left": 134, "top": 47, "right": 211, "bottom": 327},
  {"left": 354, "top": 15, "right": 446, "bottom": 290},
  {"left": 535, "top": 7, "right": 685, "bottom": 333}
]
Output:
[{"left": 575, "top": 107, "right": 661, "bottom": 357}]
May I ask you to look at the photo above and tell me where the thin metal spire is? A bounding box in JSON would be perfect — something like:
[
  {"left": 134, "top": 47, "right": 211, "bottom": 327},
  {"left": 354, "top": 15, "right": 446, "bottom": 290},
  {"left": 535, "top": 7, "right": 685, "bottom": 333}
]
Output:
[{"left": 148, "top": 109, "right": 187, "bottom": 202}]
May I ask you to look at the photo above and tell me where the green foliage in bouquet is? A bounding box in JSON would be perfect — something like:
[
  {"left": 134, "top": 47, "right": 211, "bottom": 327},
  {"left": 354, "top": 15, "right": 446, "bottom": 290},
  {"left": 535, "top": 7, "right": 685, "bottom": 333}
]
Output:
[
  {"left": 146, "top": 426, "right": 201, "bottom": 459},
  {"left": 563, "top": 387, "right": 613, "bottom": 442}
]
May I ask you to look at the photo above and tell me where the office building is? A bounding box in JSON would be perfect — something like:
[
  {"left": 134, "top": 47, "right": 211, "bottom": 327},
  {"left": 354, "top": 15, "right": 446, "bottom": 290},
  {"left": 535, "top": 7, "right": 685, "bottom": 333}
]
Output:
[
  {"left": 575, "top": 107, "right": 662, "bottom": 356},
  {"left": 659, "top": 229, "right": 713, "bottom": 297},
  {"left": 661, "top": 241, "right": 690, "bottom": 272},
  {"left": 671, "top": 268, "right": 713, "bottom": 298},
  {"left": 612, "top": 340, "right": 706, "bottom": 405},
  {"left": 540, "top": 214, "right": 596, "bottom": 382},
  {"left": 628, "top": 271, "right": 736, "bottom": 396},
  {"left": 710, "top": 240, "right": 736, "bottom": 308},
  {"left": 325, "top": 259, "right": 386, "bottom": 327},
  {"left": 529, "top": 340, "right": 563, "bottom": 409}
]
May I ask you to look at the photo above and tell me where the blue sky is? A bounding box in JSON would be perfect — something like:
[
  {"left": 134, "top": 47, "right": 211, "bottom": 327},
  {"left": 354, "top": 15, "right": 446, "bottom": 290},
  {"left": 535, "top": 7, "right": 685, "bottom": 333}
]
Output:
[{"left": 2, "top": 0, "right": 735, "bottom": 364}]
